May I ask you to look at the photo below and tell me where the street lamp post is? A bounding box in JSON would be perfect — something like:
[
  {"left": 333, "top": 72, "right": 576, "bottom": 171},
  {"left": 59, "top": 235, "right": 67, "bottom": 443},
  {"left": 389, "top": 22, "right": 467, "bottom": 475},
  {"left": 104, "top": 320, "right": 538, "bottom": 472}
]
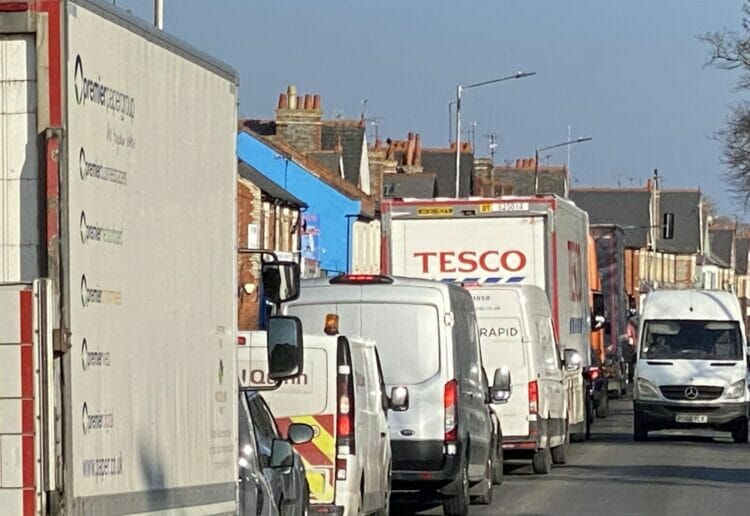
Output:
[
  {"left": 454, "top": 71, "right": 536, "bottom": 197},
  {"left": 533, "top": 137, "right": 592, "bottom": 195}
]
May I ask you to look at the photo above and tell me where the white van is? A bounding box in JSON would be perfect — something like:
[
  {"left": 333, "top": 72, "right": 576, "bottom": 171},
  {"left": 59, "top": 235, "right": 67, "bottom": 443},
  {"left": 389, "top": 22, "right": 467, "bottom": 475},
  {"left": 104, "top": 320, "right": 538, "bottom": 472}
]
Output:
[
  {"left": 633, "top": 289, "right": 749, "bottom": 442},
  {"left": 239, "top": 332, "right": 394, "bottom": 515},
  {"left": 469, "top": 285, "right": 573, "bottom": 474},
  {"left": 285, "top": 275, "right": 506, "bottom": 516}
]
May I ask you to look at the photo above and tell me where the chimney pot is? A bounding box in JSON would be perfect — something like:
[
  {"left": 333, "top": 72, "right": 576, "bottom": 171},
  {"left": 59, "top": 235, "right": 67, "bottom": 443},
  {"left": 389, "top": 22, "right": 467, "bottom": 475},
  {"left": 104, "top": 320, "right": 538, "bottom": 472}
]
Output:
[
  {"left": 414, "top": 133, "right": 422, "bottom": 166},
  {"left": 297, "top": 97, "right": 303, "bottom": 110},
  {"left": 278, "top": 93, "right": 288, "bottom": 109},
  {"left": 406, "top": 133, "right": 416, "bottom": 166},
  {"left": 304, "top": 94, "right": 313, "bottom": 110},
  {"left": 287, "top": 85, "right": 297, "bottom": 109},
  {"left": 515, "top": 159, "right": 521, "bottom": 168},
  {"left": 313, "top": 94, "right": 321, "bottom": 110}
]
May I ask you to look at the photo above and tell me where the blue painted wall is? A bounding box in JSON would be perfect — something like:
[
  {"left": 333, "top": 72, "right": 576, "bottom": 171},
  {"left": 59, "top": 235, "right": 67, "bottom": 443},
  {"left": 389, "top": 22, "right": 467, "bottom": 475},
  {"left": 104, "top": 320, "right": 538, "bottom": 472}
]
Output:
[{"left": 237, "top": 131, "right": 361, "bottom": 274}]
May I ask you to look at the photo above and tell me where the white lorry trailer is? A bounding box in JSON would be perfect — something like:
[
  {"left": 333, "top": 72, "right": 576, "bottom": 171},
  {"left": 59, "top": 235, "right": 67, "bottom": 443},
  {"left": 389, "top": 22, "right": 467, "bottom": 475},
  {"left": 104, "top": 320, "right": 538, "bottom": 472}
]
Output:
[
  {"left": 381, "top": 196, "right": 593, "bottom": 440},
  {"left": 0, "top": 1, "right": 239, "bottom": 514}
]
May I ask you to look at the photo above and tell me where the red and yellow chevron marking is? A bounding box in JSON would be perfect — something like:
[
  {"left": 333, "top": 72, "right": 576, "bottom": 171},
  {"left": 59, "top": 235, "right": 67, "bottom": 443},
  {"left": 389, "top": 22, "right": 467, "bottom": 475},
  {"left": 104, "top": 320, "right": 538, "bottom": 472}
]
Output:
[{"left": 277, "top": 414, "right": 336, "bottom": 504}]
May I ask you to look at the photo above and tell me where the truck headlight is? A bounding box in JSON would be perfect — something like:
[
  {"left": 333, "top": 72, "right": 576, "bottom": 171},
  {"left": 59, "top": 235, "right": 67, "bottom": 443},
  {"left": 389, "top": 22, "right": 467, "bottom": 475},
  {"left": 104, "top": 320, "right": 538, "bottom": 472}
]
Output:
[
  {"left": 636, "top": 378, "right": 660, "bottom": 400},
  {"left": 725, "top": 380, "right": 746, "bottom": 400}
]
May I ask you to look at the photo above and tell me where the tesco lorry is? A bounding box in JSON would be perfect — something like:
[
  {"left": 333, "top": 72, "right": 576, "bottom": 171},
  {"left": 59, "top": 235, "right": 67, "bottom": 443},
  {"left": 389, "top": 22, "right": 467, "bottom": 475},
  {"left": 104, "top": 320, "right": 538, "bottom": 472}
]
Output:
[
  {"left": 381, "top": 196, "right": 595, "bottom": 441},
  {"left": 0, "top": 1, "right": 240, "bottom": 514}
]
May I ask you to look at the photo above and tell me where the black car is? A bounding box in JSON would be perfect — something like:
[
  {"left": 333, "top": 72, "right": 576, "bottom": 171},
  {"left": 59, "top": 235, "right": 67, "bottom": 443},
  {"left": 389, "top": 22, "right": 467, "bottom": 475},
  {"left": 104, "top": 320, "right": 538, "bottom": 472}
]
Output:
[{"left": 245, "top": 391, "right": 311, "bottom": 516}]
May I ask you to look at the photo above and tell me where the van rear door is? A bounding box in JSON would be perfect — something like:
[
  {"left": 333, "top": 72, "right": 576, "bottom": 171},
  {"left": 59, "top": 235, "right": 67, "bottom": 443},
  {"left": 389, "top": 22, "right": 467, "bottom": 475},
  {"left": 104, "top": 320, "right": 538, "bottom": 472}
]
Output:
[
  {"left": 243, "top": 336, "right": 337, "bottom": 504},
  {"left": 471, "top": 288, "right": 531, "bottom": 438},
  {"left": 288, "top": 296, "right": 448, "bottom": 467}
]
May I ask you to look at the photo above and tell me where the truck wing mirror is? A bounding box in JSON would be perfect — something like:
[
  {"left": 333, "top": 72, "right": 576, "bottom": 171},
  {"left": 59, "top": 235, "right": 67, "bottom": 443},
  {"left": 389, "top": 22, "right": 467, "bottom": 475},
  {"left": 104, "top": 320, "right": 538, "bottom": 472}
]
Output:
[
  {"left": 490, "top": 367, "right": 512, "bottom": 404},
  {"left": 267, "top": 316, "right": 303, "bottom": 381},
  {"left": 262, "top": 260, "right": 301, "bottom": 305}
]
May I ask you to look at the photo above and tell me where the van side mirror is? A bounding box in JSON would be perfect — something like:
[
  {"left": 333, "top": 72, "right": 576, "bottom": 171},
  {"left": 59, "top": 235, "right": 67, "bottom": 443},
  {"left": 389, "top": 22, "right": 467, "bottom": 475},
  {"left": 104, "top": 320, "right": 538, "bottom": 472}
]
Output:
[
  {"left": 627, "top": 295, "right": 638, "bottom": 318},
  {"left": 270, "top": 439, "right": 294, "bottom": 469},
  {"left": 563, "top": 349, "right": 582, "bottom": 372},
  {"left": 389, "top": 386, "right": 409, "bottom": 411},
  {"left": 262, "top": 260, "right": 301, "bottom": 305},
  {"left": 591, "top": 292, "right": 606, "bottom": 330},
  {"left": 287, "top": 423, "right": 314, "bottom": 445},
  {"left": 490, "top": 367, "right": 512, "bottom": 404},
  {"left": 267, "top": 316, "right": 303, "bottom": 381}
]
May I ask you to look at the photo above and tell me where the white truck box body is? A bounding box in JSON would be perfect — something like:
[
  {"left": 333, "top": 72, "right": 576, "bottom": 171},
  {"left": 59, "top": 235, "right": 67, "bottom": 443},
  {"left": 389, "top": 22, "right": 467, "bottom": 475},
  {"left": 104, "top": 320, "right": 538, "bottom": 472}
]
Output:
[
  {"left": 383, "top": 197, "right": 591, "bottom": 363},
  {"left": 382, "top": 196, "right": 592, "bottom": 432},
  {"left": 1, "top": 2, "right": 238, "bottom": 514}
]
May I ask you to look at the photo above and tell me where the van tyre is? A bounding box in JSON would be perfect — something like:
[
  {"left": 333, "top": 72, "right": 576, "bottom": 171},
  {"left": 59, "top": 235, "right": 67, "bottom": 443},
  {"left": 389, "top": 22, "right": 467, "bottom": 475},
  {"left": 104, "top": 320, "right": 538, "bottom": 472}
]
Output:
[
  {"left": 732, "top": 418, "right": 748, "bottom": 443},
  {"left": 596, "top": 391, "right": 610, "bottom": 418},
  {"left": 442, "top": 462, "right": 469, "bottom": 516},
  {"left": 633, "top": 409, "right": 649, "bottom": 441},
  {"left": 470, "top": 458, "right": 494, "bottom": 505},
  {"left": 532, "top": 446, "right": 552, "bottom": 474},
  {"left": 551, "top": 420, "right": 569, "bottom": 464}
]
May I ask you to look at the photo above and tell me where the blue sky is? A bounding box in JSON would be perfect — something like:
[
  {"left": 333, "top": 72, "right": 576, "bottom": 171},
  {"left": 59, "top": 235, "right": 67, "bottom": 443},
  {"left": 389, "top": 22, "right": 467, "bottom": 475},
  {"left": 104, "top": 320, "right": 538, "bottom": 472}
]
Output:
[{"left": 119, "top": 0, "right": 746, "bottom": 216}]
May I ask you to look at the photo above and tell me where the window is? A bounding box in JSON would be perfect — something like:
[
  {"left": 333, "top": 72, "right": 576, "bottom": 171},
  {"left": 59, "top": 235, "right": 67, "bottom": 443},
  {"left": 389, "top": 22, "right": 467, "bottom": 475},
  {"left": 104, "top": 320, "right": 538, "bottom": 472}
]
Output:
[
  {"left": 246, "top": 392, "right": 280, "bottom": 468},
  {"left": 642, "top": 320, "right": 743, "bottom": 360}
]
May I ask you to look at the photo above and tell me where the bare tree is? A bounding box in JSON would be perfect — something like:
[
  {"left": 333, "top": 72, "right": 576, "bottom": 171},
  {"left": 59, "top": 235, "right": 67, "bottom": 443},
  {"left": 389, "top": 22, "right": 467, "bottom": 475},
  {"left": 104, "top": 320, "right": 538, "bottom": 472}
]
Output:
[{"left": 701, "top": 2, "right": 750, "bottom": 201}]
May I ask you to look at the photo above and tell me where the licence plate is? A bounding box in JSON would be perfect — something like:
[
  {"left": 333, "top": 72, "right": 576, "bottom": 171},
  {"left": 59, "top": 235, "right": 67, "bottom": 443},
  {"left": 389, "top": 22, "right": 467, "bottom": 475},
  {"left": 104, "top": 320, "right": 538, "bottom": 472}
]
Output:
[{"left": 675, "top": 414, "right": 708, "bottom": 424}]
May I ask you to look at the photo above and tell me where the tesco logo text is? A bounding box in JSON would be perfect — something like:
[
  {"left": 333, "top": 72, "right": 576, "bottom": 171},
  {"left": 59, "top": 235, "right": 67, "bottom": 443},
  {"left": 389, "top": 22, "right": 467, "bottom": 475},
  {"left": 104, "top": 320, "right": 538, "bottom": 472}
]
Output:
[{"left": 413, "top": 250, "right": 527, "bottom": 274}]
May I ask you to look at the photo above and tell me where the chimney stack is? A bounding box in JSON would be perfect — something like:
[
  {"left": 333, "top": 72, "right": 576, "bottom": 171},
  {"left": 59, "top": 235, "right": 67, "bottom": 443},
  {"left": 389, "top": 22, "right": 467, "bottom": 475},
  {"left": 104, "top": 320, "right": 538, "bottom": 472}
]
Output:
[{"left": 275, "top": 84, "right": 323, "bottom": 152}]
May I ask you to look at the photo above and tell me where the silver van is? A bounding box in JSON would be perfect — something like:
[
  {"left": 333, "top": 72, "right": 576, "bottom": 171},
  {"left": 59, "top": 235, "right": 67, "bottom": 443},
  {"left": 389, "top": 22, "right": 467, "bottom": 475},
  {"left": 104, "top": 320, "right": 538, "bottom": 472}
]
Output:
[{"left": 284, "top": 275, "right": 507, "bottom": 516}]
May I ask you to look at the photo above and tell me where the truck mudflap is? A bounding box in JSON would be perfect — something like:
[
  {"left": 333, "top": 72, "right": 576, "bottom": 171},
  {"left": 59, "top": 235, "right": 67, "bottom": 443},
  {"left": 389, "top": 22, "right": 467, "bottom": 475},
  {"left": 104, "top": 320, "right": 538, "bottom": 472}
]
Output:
[
  {"left": 0, "top": 280, "right": 54, "bottom": 516},
  {"left": 277, "top": 414, "right": 336, "bottom": 505}
]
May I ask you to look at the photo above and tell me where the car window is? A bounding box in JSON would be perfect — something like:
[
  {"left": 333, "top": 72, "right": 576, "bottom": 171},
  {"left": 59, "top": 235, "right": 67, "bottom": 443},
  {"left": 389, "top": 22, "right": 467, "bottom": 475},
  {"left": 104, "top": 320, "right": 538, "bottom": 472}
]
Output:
[
  {"left": 238, "top": 395, "right": 261, "bottom": 471},
  {"left": 246, "top": 393, "right": 279, "bottom": 468}
]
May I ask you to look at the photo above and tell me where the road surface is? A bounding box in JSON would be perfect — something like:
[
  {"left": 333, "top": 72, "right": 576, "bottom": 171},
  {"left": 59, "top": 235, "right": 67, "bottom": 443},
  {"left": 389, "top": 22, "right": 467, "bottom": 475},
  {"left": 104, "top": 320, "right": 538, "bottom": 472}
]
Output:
[{"left": 392, "top": 396, "right": 750, "bottom": 515}]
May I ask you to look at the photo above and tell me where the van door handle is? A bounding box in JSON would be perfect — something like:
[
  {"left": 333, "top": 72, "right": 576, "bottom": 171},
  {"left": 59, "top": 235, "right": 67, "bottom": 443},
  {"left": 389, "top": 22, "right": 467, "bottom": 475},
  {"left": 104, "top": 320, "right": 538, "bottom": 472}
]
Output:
[{"left": 380, "top": 431, "right": 386, "bottom": 438}]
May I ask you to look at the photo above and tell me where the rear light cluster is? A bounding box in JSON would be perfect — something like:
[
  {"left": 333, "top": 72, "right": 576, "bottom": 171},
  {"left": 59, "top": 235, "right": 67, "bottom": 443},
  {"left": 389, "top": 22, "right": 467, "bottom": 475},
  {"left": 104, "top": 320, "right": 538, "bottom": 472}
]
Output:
[
  {"left": 329, "top": 274, "right": 394, "bottom": 285},
  {"left": 335, "top": 338, "right": 355, "bottom": 481},
  {"left": 444, "top": 379, "right": 458, "bottom": 443},
  {"left": 237, "top": 336, "right": 246, "bottom": 345},
  {"left": 586, "top": 366, "right": 601, "bottom": 381},
  {"left": 528, "top": 380, "right": 539, "bottom": 415}
]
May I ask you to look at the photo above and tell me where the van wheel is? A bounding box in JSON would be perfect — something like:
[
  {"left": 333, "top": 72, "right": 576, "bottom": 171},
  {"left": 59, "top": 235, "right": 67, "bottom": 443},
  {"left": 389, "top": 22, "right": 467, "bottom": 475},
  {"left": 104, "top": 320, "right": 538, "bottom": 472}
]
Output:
[
  {"left": 633, "top": 409, "right": 649, "bottom": 441},
  {"left": 532, "top": 446, "right": 552, "bottom": 474},
  {"left": 732, "top": 418, "right": 749, "bottom": 443},
  {"left": 442, "top": 463, "right": 469, "bottom": 516},
  {"left": 491, "top": 441, "right": 504, "bottom": 484},
  {"left": 470, "top": 457, "right": 493, "bottom": 505},
  {"left": 596, "top": 391, "right": 610, "bottom": 418},
  {"left": 551, "top": 420, "right": 569, "bottom": 465}
]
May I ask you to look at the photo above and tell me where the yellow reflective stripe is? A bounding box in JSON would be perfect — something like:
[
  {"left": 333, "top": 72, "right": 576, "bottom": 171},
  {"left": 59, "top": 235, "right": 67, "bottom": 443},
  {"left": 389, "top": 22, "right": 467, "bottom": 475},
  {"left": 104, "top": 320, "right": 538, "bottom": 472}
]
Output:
[
  {"left": 289, "top": 415, "right": 336, "bottom": 463},
  {"left": 297, "top": 454, "right": 335, "bottom": 502}
]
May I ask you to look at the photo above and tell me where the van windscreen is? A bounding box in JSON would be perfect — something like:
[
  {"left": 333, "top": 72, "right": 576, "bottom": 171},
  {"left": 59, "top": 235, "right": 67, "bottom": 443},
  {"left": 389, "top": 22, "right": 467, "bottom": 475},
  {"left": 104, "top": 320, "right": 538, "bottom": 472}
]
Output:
[
  {"left": 288, "top": 302, "right": 440, "bottom": 385},
  {"left": 641, "top": 320, "right": 743, "bottom": 360}
]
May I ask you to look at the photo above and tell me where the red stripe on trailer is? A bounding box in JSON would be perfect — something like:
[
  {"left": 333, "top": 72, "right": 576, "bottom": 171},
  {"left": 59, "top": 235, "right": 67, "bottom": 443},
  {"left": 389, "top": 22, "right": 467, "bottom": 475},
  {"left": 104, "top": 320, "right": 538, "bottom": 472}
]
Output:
[
  {"left": 45, "top": 136, "right": 60, "bottom": 248},
  {"left": 19, "top": 289, "right": 35, "bottom": 516},
  {"left": 20, "top": 290, "right": 33, "bottom": 395}
]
